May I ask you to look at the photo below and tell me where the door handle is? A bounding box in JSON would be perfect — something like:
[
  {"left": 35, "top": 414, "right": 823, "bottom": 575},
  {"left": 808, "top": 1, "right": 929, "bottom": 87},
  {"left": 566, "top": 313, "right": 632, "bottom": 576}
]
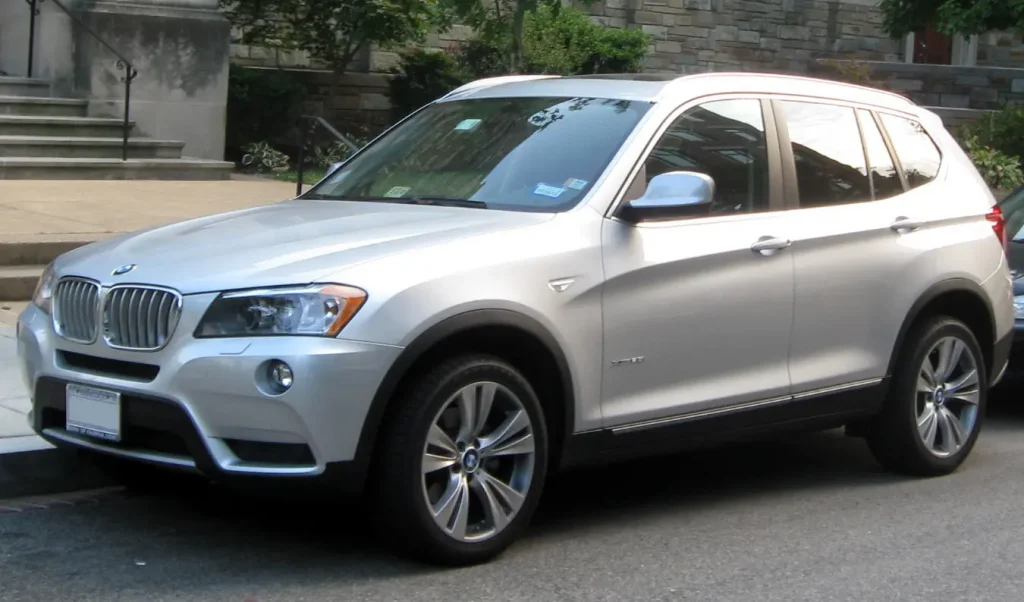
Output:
[
  {"left": 890, "top": 216, "right": 923, "bottom": 233},
  {"left": 750, "top": 236, "right": 792, "bottom": 255}
]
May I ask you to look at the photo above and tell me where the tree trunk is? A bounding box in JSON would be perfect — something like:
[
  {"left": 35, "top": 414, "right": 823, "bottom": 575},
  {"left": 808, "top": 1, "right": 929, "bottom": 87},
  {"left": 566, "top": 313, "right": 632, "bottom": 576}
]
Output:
[{"left": 509, "top": 1, "right": 528, "bottom": 73}]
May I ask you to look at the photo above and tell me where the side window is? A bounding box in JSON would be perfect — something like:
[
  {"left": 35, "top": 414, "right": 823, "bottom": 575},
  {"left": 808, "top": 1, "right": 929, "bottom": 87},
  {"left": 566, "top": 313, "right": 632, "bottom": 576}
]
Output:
[
  {"left": 879, "top": 113, "right": 941, "bottom": 189},
  {"left": 633, "top": 99, "right": 770, "bottom": 216},
  {"left": 779, "top": 100, "right": 872, "bottom": 208},
  {"left": 856, "top": 109, "right": 905, "bottom": 200}
]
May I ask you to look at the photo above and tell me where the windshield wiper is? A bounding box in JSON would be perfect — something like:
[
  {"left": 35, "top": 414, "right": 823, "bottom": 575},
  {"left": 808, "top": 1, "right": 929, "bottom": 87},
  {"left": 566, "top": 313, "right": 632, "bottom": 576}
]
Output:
[{"left": 301, "top": 193, "right": 488, "bottom": 209}]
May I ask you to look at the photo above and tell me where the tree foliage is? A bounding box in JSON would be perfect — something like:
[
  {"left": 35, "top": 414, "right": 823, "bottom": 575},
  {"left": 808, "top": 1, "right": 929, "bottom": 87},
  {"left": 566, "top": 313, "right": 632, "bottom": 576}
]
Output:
[
  {"left": 220, "top": 0, "right": 446, "bottom": 74},
  {"left": 879, "top": 0, "right": 1024, "bottom": 38}
]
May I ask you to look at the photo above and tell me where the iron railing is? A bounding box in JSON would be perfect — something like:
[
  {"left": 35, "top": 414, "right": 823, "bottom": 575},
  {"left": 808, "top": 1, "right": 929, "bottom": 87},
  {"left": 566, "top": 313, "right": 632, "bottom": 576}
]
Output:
[
  {"left": 26, "top": 0, "right": 138, "bottom": 161},
  {"left": 295, "top": 115, "right": 362, "bottom": 196}
]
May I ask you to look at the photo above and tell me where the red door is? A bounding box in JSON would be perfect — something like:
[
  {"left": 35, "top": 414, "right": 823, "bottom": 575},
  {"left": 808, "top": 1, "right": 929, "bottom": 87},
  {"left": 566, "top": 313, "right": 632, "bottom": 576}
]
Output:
[{"left": 913, "top": 24, "right": 953, "bottom": 64}]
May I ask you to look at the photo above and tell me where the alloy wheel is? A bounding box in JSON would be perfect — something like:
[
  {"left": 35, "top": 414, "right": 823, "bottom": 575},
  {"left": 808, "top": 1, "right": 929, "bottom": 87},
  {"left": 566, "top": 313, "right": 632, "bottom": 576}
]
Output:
[
  {"left": 421, "top": 381, "right": 536, "bottom": 543},
  {"left": 916, "top": 335, "right": 981, "bottom": 458}
]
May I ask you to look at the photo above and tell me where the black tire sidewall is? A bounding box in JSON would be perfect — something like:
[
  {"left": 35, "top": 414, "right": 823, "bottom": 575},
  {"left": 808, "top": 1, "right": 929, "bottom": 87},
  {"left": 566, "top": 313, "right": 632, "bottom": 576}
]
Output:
[
  {"left": 382, "top": 356, "right": 549, "bottom": 563},
  {"left": 891, "top": 318, "right": 987, "bottom": 473}
]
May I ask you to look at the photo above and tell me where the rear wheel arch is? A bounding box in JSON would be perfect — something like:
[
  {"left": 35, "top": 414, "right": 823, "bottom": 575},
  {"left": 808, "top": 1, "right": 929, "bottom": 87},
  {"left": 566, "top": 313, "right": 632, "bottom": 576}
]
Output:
[
  {"left": 351, "top": 309, "right": 577, "bottom": 488},
  {"left": 887, "top": 279, "right": 996, "bottom": 382}
]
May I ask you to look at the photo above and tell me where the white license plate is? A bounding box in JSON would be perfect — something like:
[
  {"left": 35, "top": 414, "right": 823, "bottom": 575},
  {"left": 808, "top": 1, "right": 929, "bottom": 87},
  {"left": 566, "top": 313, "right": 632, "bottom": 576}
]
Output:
[{"left": 66, "top": 384, "right": 121, "bottom": 442}]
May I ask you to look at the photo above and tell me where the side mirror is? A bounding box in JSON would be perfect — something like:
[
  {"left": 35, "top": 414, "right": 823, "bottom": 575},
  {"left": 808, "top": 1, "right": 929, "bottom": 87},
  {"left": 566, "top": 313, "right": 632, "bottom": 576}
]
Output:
[{"left": 619, "top": 171, "right": 715, "bottom": 223}]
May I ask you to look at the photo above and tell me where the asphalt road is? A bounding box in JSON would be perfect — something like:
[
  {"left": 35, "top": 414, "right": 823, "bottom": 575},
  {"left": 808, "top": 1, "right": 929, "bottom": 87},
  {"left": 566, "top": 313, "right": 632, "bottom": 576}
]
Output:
[{"left": 4, "top": 385, "right": 1024, "bottom": 601}]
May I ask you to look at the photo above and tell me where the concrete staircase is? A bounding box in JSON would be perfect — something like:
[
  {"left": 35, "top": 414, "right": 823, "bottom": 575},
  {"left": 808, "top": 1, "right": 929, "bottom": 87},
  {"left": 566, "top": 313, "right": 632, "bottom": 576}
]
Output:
[{"left": 0, "top": 77, "right": 233, "bottom": 180}]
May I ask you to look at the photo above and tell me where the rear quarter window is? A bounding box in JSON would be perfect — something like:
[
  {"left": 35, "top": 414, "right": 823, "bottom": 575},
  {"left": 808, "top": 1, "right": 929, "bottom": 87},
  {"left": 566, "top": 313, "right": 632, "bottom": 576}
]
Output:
[{"left": 878, "top": 113, "right": 942, "bottom": 189}]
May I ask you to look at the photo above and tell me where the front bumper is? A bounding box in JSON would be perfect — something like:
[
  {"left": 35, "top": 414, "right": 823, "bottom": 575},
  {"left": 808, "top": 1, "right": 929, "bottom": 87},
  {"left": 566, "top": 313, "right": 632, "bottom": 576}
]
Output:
[{"left": 16, "top": 302, "right": 401, "bottom": 492}]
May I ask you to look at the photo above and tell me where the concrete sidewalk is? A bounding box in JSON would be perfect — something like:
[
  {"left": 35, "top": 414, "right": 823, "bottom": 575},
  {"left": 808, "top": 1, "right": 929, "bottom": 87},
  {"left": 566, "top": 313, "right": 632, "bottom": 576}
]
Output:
[
  {"left": 0, "top": 176, "right": 297, "bottom": 243},
  {"left": 0, "top": 176, "right": 298, "bottom": 498}
]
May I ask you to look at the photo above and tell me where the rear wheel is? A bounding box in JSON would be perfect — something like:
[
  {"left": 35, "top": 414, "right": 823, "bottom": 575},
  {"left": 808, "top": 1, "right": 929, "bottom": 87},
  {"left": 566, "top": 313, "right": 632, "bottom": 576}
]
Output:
[
  {"left": 867, "top": 316, "right": 986, "bottom": 476},
  {"left": 374, "top": 355, "right": 548, "bottom": 566}
]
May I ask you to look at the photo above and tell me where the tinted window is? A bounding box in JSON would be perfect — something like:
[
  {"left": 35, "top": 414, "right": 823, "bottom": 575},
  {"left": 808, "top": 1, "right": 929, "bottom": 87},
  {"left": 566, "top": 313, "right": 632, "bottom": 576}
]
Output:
[
  {"left": 780, "top": 101, "right": 872, "bottom": 208},
  {"left": 999, "top": 185, "right": 1024, "bottom": 242},
  {"left": 857, "top": 109, "right": 904, "bottom": 200},
  {"left": 879, "top": 113, "right": 941, "bottom": 189},
  {"left": 636, "top": 99, "right": 770, "bottom": 215},
  {"left": 308, "top": 96, "right": 651, "bottom": 212}
]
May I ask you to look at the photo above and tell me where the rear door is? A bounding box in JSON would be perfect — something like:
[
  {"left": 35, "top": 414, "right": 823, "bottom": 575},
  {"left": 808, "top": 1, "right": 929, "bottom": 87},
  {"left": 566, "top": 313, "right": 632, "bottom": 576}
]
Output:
[{"left": 776, "top": 98, "right": 945, "bottom": 394}]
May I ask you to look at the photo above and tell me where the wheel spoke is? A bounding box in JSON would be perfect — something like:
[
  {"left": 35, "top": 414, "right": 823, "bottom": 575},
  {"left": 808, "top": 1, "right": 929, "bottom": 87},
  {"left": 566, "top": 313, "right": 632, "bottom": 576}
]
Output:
[
  {"left": 950, "top": 387, "right": 981, "bottom": 406},
  {"left": 918, "top": 404, "right": 938, "bottom": 448},
  {"left": 939, "top": 407, "right": 968, "bottom": 453},
  {"left": 920, "top": 355, "right": 938, "bottom": 390},
  {"left": 479, "top": 410, "right": 532, "bottom": 458},
  {"left": 473, "top": 469, "right": 526, "bottom": 531},
  {"left": 935, "top": 339, "right": 964, "bottom": 383},
  {"left": 457, "top": 383, "right": 497, "bottom": 443},
  {"left": 423, "top": 424, "right": 459, "bottom": 474},
  {"left": 433, "top": 473, "right": 470, "bottom": 539}
]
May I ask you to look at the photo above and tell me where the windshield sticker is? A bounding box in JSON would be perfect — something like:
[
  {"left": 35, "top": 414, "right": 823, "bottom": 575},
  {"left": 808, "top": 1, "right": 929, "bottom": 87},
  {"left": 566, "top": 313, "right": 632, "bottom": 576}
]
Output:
[
  {"left": 384, "top": 186, "right": 411, "bottom": 198},
  {"left": 454, "top": 118, "right": 482, "bottom": 132},
  {"left": 564, "top": 178, "right": 588, "bottom": 191},
  {"left": 534, "top": 183, "right": 566, "bottom": 198}
]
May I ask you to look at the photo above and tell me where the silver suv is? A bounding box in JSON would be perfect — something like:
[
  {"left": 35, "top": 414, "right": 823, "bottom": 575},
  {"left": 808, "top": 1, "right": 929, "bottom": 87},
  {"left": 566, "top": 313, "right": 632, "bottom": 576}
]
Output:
[{"left": 16, "top": 73, "right": 1014, "bottom": 565}]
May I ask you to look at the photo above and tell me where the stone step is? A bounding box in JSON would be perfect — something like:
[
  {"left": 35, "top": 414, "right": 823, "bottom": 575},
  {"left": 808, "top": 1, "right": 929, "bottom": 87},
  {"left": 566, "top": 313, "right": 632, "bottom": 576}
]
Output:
[
  {"left": 0, "top": 96, "right": 87, "bottom": 117},
  {"left": 0, "top": 115, "right": 134, "bottom": 138},
  {"left": 0, "top": 77, "right": 50, "bottom": 97},
  {"left": 0, "top": 240, "right": 94, "bottom": 267},
  {"left": 0, "top": 265, "right": 44, "bottom": 301},
  {"left": 0, "top": 136, "right": 184, "bottom": 159},
  {"left": 0, "top": 157, "right": 234, "bottom": 180}
]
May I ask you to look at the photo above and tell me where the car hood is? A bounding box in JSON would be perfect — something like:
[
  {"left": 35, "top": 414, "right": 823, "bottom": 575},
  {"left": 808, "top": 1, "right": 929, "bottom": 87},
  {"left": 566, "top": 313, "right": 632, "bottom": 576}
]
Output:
[{"left": 56, "top": 199, "right": 554, "bottom": 294}]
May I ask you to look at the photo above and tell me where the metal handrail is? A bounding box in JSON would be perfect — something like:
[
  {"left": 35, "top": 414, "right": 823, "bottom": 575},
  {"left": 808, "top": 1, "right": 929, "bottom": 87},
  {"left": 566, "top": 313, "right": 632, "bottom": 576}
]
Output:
[
  {"left": 27, "top": 0, "right": 138, "bottom": 161},
  {"left": 295, "top": 115, "right": 362, "bottom": 196}
]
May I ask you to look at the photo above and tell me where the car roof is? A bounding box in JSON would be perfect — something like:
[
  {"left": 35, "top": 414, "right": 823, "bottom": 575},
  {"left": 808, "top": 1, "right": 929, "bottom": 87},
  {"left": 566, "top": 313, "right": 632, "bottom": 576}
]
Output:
[{"left": 440, "top": 72, "right": 917, "bottom": 113}]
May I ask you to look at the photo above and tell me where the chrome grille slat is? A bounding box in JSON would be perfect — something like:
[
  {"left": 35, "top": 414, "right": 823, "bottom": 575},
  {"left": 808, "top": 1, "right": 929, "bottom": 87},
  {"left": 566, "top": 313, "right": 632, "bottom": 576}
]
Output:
[
  {"left": 52, "top": 278, "right": 100, "bottom": 343},
  {"left": 102, "top": 285, "right": 181, "bottom": 351}
]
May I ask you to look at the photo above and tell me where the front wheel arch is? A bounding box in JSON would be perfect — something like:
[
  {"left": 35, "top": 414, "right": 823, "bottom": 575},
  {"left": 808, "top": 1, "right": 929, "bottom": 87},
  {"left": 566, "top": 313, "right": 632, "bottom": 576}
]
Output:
[{"left": 350, "top": 309, "right": 577, "bottom": 491}]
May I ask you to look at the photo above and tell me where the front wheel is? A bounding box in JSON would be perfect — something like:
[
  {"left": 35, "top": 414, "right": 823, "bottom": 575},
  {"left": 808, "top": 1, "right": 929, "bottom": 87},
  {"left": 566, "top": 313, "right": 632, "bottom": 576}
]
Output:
[
  {"left": 373, "top": 355, "right": 548, "bottom": 566},
  {"left": 867, "top": 316, "right": 986, "bottom": 477}
]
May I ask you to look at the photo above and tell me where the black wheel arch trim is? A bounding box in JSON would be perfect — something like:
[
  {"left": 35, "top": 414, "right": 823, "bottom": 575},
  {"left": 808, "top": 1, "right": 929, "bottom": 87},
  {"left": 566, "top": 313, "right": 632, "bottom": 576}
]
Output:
[
  {"left": 348, "top": 308, "right": 578, "bottom": 489},
  {"left": 886, "top": 278, "right": 1000, "bottom": 382}
]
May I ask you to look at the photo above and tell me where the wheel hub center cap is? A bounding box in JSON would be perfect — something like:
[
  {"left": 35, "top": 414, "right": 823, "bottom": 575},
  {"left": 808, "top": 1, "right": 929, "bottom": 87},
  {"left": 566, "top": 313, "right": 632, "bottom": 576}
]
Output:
[
  {"left": 934, "top": 386, "right": 946, "bottom": 405},
  {"left": 462, "top": 449, "right": 481, "bottom": 473}
]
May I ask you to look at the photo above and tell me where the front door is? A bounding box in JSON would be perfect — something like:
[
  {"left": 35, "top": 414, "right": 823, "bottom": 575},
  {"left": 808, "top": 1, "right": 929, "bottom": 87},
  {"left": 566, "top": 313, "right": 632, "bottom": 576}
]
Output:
[{"left": 600, "top": 97, "right": 795, "bottom": 427}]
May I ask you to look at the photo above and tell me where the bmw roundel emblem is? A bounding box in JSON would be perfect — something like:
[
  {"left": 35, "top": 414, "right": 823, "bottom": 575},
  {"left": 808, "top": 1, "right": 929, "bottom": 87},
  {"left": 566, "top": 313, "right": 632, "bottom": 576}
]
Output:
[{"left": 112, "top": 264, "right": 137, "bottom": 276}]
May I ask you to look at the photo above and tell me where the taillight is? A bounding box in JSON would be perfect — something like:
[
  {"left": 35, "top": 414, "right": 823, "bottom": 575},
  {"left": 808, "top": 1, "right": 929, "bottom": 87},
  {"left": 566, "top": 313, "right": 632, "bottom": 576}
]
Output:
[{"left": 987, "top": 205, "right": 1007, "bottom": 250}]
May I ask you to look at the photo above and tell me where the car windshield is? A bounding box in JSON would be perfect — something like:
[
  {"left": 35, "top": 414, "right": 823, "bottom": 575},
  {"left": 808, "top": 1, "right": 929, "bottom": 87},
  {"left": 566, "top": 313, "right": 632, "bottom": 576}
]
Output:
[
  {"left": 304, "top": 96, "right": 652, "bottom": 212},
  {"left": 999, "top": 184, "right": 1024, "bottom": 242}
]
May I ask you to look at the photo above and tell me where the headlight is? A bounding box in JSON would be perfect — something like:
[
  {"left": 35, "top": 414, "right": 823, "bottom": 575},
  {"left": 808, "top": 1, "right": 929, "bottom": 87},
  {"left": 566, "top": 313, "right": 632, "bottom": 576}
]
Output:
[
  {"left": 195, "top": 284, "right": 367, "bottom": 338},
  {"left": 1016, "top": 295, "right": 1024, "bottom": 320},
  {"left": 31, "top": 263, "right": 56, "bottom": 314}
]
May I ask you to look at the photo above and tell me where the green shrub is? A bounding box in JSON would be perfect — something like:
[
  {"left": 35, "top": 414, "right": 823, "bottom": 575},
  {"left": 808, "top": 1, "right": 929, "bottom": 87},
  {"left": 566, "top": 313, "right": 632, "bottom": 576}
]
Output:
[
  {"left": 960, "top": 133, "right": 1024, "bottom": 191},
  {"left": 960, "top": 104, "right": 1024, "bottom": 166},
  {"left": 387, "top": 49, "right": 468, "bottom": 121},
  {"left": 386, "top": 7, "right": 651, "bottom": 120},
  {"left": 240, "top": 141, "right": 292, "bottom": 173},
  {"left": 524, "top": 5, "right": 651, "bottom": 75},
  {"left": 226, "top": 66, "right": 307, "bottom": 162}
]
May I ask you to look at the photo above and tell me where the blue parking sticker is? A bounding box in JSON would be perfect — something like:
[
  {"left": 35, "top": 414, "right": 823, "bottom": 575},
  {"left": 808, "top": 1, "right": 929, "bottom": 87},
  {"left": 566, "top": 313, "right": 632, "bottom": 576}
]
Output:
[
  {"left": 564, "top": 178, "right": 588, "bottom": 190},
  {"left": 534, "top": 183, "right": 566, "bottom": 198}
]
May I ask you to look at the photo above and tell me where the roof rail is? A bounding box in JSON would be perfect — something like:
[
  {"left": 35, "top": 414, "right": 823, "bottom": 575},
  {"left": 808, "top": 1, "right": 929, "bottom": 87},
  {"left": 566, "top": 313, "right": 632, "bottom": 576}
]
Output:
[
  {"left": 440, "top": 75, "right": 559, "bottom": 100},
  {"left": 672, "top": 71, "right": 915, "bottom": 105}
]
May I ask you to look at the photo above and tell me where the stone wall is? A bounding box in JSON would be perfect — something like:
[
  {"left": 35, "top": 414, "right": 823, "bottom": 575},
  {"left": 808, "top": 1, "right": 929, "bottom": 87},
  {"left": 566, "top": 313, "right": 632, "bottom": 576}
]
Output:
[
  {"left": 588, "top": 0, "right": 902, "bottom": 74},
  {"left": 978, "top": 30, "right": 1024, "bottom": 68},
  {"left": 810, "top": 59, "right": 1024, "bottom": 111}
]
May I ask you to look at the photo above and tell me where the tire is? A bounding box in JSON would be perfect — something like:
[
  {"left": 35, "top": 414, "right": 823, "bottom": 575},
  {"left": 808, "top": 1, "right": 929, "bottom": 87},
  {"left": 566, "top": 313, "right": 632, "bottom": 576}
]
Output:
[
  {"left": 373, "top": 354, "right": 549, "bottom": 566},
  {"left": 867, "top": 315, "right": 987, "bottom": 477}
]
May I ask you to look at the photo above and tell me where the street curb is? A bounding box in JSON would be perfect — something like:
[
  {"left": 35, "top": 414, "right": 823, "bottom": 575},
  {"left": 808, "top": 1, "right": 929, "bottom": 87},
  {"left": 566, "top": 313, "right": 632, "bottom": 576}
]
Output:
[{"left": 0, "top": 441, "right": 117, "bottom": 500}]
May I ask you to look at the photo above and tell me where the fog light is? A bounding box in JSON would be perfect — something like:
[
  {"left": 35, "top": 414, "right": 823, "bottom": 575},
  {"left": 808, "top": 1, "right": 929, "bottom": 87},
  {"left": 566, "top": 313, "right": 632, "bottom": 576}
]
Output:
[{"left": 268, "top": 360, "right": 294, "bottom": 392}]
